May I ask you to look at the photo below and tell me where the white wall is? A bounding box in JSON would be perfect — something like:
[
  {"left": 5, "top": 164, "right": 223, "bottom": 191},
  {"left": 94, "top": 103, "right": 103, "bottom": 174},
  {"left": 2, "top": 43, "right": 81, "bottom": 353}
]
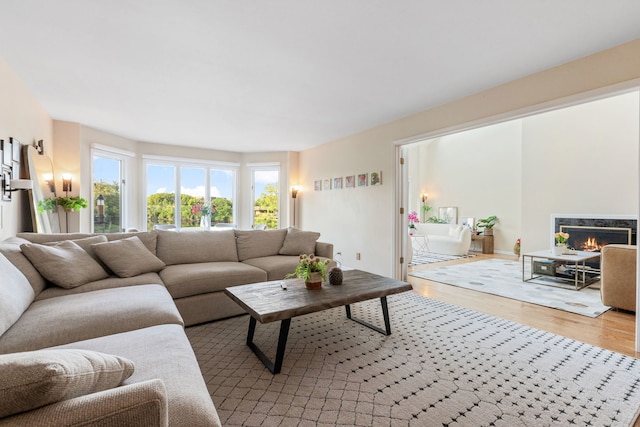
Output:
[
  {"left": 412, "top": 120, "right": 523, "bottom": 253},
  {"left": 0, "top": 57, "right": 53, "bottom": 239},
  {"left": 521, "top": 91, "right": 639, "bottom": 252}
]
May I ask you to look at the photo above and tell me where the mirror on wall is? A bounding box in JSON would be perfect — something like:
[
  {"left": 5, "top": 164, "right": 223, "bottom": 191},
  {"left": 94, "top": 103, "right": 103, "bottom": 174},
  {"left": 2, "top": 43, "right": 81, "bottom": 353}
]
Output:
[{"left": 23, "top": 145, "right": 60, "bottom": 233}]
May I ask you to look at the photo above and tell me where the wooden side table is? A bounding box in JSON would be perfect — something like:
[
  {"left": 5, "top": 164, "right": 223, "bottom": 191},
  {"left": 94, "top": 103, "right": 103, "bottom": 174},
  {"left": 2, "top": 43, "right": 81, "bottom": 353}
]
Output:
[{"left": 471, "top": 234, "right": 494, "bottom": 254}]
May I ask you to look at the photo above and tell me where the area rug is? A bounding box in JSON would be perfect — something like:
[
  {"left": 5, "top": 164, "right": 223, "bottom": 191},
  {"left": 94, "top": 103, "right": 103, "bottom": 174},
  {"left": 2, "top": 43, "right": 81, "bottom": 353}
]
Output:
[
  {"left": 410, "top": 251, "right": 475, "bottom": 265},
  {"left": 187, "top": 292, "right": 640, "bottom": 426},
  {"left": 409, "top": 258, "right": 609, "bottom": 317}
]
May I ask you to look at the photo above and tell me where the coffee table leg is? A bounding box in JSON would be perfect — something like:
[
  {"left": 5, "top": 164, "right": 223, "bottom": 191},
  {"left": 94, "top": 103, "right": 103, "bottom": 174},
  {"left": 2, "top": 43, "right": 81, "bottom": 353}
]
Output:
[
  {"left": 345, "top": 296, "right": 391, "bottom": 335},
  {"left": 246, "top": 316, "right": 291, "bottom": 374}
]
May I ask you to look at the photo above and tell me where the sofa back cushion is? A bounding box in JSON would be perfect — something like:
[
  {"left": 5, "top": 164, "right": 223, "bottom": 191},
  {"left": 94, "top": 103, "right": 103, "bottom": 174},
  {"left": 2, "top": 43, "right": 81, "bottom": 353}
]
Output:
[
  {"left": 0, "top": 237, "right": 47, "bottom": 296},
  {"left": 235, "top": 229, "right": 288, "bottom": 261},
  {"left": 156, "top": 229, "right": 238, "bottom": 265},
  {"left": 17, "top": 231, "right": 159, "bottom": 255},
  {"left": 0, "top": 252, "right": 35, "bottom": 336}
]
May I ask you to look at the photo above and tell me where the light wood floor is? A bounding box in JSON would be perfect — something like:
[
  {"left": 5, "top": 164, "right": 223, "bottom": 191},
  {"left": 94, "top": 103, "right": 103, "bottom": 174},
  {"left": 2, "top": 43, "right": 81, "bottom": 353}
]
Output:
[{"left": 408, "top": 253, "right": 639, "bottom": 358}]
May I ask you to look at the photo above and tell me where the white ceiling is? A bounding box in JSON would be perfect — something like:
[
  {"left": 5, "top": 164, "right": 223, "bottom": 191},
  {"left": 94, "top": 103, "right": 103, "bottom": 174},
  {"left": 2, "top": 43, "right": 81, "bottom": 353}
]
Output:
[{"left": 0, "top": 1, "right": 639, "bottom": 153}]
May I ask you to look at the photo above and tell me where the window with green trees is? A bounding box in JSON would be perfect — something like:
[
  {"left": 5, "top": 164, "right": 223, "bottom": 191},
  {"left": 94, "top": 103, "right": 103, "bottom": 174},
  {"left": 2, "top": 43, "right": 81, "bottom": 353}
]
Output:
[
  {"left": 253, "top": 169, "right": 279, "bottom": 229},
  {"left": 145, "top": 161, "right": 236, "bottom": 230},
  {"left": 93, "top": 154, "right": 124, "bottom": 233}
]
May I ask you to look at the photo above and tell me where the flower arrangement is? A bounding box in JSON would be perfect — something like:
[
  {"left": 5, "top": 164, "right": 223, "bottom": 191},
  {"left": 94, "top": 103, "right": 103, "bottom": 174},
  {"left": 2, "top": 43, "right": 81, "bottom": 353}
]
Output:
[
  {"left": 191, "top": 201, "right": 215, "bottom": 217},
  {"left": 407, "top": 211, "right": 420, "bottom": 229},
  {"left": 554, "top": 232, "right": 570, "bottom": 245},
  {"left": 285, "top": 254, "right": 330, "bottom": 282},
  {"left": 513, "top": 238, "right": 521, "bottom": 256}
]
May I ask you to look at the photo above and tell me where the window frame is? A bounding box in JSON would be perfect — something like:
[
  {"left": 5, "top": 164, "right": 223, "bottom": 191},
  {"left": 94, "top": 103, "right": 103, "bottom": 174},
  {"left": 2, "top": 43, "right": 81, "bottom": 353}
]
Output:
[
  {"left": 248, "top": 163, "right": 281, "bottom": 229},
  {"left": 142, "top": 155, "right": 239, "bottom": 231},
  {"left": 90, "top": 146, "right": 133, "bottom": 233}
]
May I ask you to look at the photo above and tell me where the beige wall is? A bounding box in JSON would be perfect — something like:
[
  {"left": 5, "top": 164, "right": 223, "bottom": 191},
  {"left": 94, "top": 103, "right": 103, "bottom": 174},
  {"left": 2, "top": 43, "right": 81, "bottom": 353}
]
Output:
[
  {"left": 299, "top": 39, "right": 640, "bottom": 277},
  {"left": 0, "top": 57, "right": 53, "bottom": 239}
]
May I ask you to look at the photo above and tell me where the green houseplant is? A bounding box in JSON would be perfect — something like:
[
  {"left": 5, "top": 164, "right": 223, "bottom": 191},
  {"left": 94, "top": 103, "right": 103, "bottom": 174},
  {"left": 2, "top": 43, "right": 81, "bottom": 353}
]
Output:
[
  {"left": 476, "top": 215, "right": 498, "bottom": 235},
  {"left": 56, "top": 197, "right": 88, "bottom": 212},
  {"left": 285, "top": 254, "right": 330, "bottom": 290}
]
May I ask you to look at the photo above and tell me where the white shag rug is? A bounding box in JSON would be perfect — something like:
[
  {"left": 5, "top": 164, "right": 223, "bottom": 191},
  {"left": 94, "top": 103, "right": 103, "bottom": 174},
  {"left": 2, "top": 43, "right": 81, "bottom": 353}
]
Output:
[{"left": 409, "top": 258, "right": 609, "bottom": 317}]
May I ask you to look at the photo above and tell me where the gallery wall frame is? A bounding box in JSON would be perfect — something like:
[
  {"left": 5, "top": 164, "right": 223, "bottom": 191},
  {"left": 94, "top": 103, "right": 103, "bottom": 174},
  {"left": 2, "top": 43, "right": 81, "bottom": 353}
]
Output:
[
  {"left": 2, "top": 139, "right": 12, "bottom": 167},
  {"left": 438, "top": 207, "right": 458, "bottom": 224}
]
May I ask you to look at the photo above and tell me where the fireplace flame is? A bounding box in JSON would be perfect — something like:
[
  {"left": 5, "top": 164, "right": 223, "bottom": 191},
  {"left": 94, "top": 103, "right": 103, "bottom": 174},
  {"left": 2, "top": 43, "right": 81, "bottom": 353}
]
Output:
[{"left": 580, "top": 236, "right": 602, "bottom": 252}]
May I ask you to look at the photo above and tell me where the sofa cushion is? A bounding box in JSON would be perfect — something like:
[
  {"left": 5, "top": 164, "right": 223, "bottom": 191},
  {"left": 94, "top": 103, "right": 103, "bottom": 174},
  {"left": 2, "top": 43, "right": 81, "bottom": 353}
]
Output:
[
  {"left": 0, "top": 285, "right": 183, "bottom": 354},
  {"left": 243, "top": 255, "right": 337, "bottom": 281},
  {"left": 92, "top": 236, "right": 166, "bottom": 278},
  {"left": 156, "top": 229, "right": 238, "bottom": 265},
  {"left": 0, "top": 349, "right": 134, "bottom": 418},
  {"left": 0, "top": 236, "right": 47, "bottom": 295},
  {"left": 21, "top": 241, "right": 110, "bottom": 288},
  {"left": 52, "top": 324, "right": 221, "bottom": 427},
  {"left": 0, "top": 253, "right": 35, "bottom": 337},
  {"left": 160, "top": 262, "right": 267, "bottom": 299},
  {"left": 44, "top": 235, "right": 108, "bottom": 260},
  {"left": 235, "top": 229, "right": 288, "bottom": 261},
  {"left": 35, "top": 272, "right": 164, "bottom": 301},
  {"left": 18, "top": 231, "right": 159, "bottom": 255},
  {"left": 278, "top": 228, "right": 321, "bottom": 255}
]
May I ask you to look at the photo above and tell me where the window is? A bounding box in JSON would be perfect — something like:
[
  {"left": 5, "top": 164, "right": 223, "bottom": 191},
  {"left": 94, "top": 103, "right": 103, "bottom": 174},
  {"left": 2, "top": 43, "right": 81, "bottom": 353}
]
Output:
[
  {"left": 144, "top": 157, "right": 237, "bottom": 230},
  {"left": 92, "top": 148, "right": 129, "bottom": 233},
  {"left": 251, "top": 166, "right": 280, "bottom": 229}
]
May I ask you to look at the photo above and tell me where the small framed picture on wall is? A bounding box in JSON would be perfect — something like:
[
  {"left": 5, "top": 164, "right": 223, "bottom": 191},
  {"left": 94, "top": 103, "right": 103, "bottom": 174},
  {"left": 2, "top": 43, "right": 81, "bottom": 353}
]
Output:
[
  {"left": 2, "top": 139, "right": 12, "bottom": 167},
  {"left": 333, "top": 177, "right": 343, "bottom": 189},
  {"left": 345, "top": 175, "right": 355, "bottom": 188},
  {"left": 323, "top": 179, "right": 332, "bottom": 190},
  {"left": 370, "top": 171, "right": 381, "bottom": 186},
  {"left": 314, "top": 180, "right": 322, "bottom": 191},
  {"left": 357, "top": 173, "right": 368, "bottom": 187}
]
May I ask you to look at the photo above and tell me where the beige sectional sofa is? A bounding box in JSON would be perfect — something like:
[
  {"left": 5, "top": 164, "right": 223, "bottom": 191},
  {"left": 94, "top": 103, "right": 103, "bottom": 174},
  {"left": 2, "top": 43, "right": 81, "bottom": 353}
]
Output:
[{"left": 0, "top": 227, "right": 333, "bottom": 426}]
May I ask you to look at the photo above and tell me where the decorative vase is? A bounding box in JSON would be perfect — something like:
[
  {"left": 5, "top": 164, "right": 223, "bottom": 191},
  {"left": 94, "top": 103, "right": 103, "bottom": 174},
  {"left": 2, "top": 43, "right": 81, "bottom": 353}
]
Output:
[
  {"left": 408, "top": 226, "right": 416, "bottom": 236},
  {"left": 553, "top": 244, "right": 566, "bottom": 255},
  {"left": 329, "top": 267, "right": 343, "bottom": 285},
  {"left": 305, "top": 272, "right": 323, "bottom": 290},
  {"left": 200, "top": 216, "right": 211, "bottom": 231}
]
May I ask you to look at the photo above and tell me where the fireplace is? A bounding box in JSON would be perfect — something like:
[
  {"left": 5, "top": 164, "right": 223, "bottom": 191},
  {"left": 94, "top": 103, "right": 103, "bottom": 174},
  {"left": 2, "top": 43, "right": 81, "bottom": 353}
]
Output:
[{"left": 552, "top": 215, "right": 637, "bottom": 252}]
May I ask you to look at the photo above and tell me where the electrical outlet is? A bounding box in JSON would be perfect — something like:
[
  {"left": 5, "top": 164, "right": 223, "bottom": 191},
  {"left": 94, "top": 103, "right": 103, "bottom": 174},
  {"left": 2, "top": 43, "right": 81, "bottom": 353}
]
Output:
[{"left": 356, "top": 252, "right": 361, "bottom": 260}]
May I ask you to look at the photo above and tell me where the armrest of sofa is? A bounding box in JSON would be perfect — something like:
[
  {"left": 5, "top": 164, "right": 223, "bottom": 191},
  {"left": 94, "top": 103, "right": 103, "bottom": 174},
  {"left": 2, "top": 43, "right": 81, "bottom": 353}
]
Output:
[
  {"left": 315, "top": 241, "right": 334, "bottom": 259},
  {"left": 601, "top": 244, "right": 637, "bottom": 312},
  {"left": 0, "top": 379, "right": 168, "bottom": 427}
]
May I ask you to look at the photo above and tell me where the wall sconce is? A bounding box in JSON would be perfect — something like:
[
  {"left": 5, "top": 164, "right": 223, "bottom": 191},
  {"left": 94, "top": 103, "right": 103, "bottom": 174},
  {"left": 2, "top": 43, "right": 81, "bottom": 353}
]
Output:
[
  {"left": 291, "top": 186, "right": 302, "bottom": 228},
  {"left": 421, "top": 193, "right": 428, "bottom": 203},
  {"left": 2, "top": 168, "right": 33, "bottom": 201},
  {"left": 43, "top": 173, "right": 55, "bottom": 193},
  {"left": 291, "top": 185, "right": 302, "bottom": 199},
  {"left": 62, "top": 174, "right": 72, "bottom": 194}
]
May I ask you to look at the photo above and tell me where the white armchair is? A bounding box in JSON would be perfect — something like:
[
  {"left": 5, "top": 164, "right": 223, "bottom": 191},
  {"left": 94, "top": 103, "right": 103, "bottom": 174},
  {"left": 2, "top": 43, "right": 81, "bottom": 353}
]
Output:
[{"left": 412, "top": 223, "right": 471, "bottom": 256}]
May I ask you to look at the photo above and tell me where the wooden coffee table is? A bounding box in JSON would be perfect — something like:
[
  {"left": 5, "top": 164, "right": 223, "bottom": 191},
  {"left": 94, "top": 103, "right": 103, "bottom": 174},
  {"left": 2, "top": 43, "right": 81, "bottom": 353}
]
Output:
[{"left": 224, "top": 269, "right": 412, "bottom": 374}]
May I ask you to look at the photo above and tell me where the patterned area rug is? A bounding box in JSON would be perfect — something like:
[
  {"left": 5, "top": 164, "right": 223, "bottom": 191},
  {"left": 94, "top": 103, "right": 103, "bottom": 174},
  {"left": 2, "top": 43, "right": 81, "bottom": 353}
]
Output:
[
  {"left": 410, "top": 252, "right": 475, "bottom": 265},
  {"left": 410, "top": 259, "right": 609, "bottom": 317},
  {"left": 187, "top": 292, "right": 640, "bottom": 426}
]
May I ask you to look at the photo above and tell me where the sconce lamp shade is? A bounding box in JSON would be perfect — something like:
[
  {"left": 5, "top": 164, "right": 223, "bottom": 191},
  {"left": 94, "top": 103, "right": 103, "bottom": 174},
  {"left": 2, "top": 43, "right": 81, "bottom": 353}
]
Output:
[
  {"left": 291, "top": 186, "right": 302, "bottom": 199},
  {"left": 10, "top": 179, "right": 33, "bottom": 190},
  {"left": 62, "top": 174, "right": 72, "bottom": 192}
]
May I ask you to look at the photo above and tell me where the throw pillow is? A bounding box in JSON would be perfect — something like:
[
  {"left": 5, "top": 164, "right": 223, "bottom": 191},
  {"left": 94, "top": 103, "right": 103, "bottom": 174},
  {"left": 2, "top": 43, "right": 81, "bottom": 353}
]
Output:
[
  {"left": 279, "top": 228, "right": 321, "bottom": 256},
  {"left": 20, "top": 241, "right": 110, "bottom": 288},
  {"left": 0, "top": 349, "right": 134, "bottom": 418},
  {"left": 92, "top": 236, "right": 166, "bottom": 278}
]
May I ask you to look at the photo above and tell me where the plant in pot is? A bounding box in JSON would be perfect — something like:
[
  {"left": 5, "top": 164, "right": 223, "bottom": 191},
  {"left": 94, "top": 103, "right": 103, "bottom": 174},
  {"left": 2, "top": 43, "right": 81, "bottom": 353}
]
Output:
[
  {"left": 56, "top": 196, "right": 88, "bottom": 212},
  {"left": 285, "top": 254, "right": 330, "bottom": 290},
  {"left": 407, "top": 211, "right": 420, "bottom": 235},
  {"left": 476, "top": 215, "right": 498, "bottom": 235}
]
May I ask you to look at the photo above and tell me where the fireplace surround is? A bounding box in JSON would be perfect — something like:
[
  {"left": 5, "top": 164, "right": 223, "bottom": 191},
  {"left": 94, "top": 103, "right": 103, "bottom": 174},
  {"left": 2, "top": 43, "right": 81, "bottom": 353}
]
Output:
[{"left": 551, "top": 215, "right": 637, "bottom": 252}]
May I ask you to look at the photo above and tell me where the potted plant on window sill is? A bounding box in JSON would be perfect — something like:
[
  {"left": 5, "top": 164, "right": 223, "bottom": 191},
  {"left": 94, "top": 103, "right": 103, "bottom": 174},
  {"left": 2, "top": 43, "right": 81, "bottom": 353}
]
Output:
[{"left": 285, "top": 254, "right": 330, "bottom": 290}]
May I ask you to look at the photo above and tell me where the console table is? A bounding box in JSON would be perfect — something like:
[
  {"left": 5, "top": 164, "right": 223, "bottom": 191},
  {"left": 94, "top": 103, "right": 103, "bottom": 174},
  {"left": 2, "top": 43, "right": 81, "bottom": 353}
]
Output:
[{"left": 470, "top": 234, "right": 494, "bottom": 254}]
